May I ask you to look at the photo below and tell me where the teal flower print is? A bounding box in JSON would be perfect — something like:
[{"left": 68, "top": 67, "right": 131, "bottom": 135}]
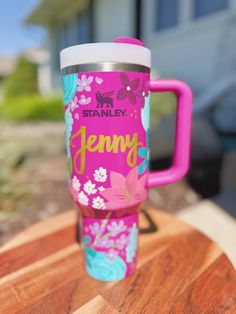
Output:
[
  {"left": 85, "top": 247, "right": 126, "bottom": 281},
  {"left": 141, "top": 94, "right": 150, "bottom": 131},
  {"left": 62, "top": 73, "right": 78, "bottom": 105},
  {"left": 83, "top": 235, "right": 91, "bottom": 246},
  {"left": 138, "top": 147, "right": 148, "bottom": 174},
  {"left": 64, "top": 107, "right": 73, "bottom": 160},
  {"left": 138, "top": 129, "right": 150, "bottom": 175},
  {"left": 126, "top": 223, "right": 138, "bottom": 263}
]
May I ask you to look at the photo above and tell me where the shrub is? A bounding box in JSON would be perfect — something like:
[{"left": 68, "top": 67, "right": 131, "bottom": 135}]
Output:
[
  {"left": 0, "top": 94, "right": 64, "bottom": 121},
  {"left": 150, "top": 92, "right": 176, "bottom": 126},
  {"left": 4, "top": 57, "right": 38, "bottom": 98},
  {"left": 0, "top": 91, "right": 176, "bottom": 123}
]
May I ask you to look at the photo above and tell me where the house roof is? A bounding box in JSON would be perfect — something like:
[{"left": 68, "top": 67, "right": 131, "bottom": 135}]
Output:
[{"left": 25, "top": 0, "right": 89, "bottom": 26}]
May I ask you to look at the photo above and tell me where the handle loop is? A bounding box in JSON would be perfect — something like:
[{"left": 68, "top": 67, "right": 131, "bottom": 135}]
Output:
[{"left": 148, "top": 79, "right": 192, "bottom": 187}]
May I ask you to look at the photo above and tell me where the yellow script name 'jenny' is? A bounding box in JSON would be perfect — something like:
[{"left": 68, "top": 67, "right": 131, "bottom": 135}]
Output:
[{"left": 71, "top": 126, "right": 143, "bottom": 174}]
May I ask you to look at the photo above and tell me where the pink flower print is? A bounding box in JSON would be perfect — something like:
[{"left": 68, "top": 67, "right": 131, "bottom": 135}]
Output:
[
  {"left": 116, "top": 234, "right": 128, "bottom": 250},
  {"left": 117, "top": 73, "right": 140, "bottom": 105},
  {"left": 107, "top": 249, "right": 118, "bottom": 260},
  {"left": 75, "top": 113, "right": 79, "bottom": 120},
  {"left": 77, "top": 75, "right": 93, "bottom": 92},
  {"left": 89, "top": 222, "right": 104, "bottom": 236},
  {"left": 79, "top": 95, "right": 91, "bottom": 105},
  {"left": 136, "top": 80, "right": 148, "bottom": 106},
  {"left": 107, "top": 220, "right": 126, "bottom": 236},
  {"left": 96, "top": 236, "right": 114, "bottom": 248},
  {"left": 101, "top": 166, "right": 147, "bottom": 210},
  {"left": 68, "top": 96, "right": 79, "bottom": 112}
]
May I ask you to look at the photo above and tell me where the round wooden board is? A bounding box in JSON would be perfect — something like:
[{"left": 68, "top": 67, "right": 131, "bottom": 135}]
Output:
[{"left": 0, "top": 208, "right": 235, "bottom": 313}]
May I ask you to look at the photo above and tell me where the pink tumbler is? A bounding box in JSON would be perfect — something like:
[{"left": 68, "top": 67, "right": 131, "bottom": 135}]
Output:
[{"left": 60, "top": 37, "right": 192, "bottom": 281}]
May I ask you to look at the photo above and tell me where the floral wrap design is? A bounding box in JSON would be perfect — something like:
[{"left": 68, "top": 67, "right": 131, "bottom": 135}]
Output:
[
  {"left": 82, "top": 212, "right": 138, "bottom": 281},
  {"left": 62, "top": 70, "right": 150, "bottom": 281}
]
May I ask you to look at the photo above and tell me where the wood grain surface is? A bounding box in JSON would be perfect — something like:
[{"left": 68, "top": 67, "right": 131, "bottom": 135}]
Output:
[{"left": 0, "top": 208, "right": 235, "bottom": 314}]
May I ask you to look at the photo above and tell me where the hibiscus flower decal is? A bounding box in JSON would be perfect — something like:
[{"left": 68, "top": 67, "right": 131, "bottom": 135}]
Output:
[
  {"left": 136, "top": 80, "right": 149, "bottom": 106},
  {"left": 117, "top": 73, "right": 140, "bottom": 105},
  {"left": 101, "top": 166, "right": 147, "bottom": 210}
]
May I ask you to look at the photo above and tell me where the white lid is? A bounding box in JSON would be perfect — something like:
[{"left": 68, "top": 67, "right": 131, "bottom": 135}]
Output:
[{"left": 60, "top": 41, "right": 151, "bottom": 69}]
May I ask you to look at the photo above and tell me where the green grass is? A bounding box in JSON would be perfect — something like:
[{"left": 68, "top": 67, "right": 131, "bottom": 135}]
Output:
[{"left": 0, "top": 94, "right": 64, "bottom": 121}]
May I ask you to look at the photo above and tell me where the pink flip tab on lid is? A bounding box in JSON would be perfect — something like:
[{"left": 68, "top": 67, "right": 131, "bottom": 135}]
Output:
[{"left": 113, "top": 37, "right": 144, "bottom": 46}]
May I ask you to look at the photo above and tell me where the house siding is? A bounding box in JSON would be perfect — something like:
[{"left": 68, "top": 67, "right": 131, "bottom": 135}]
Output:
[
  {"left": 41, "top": 0, "right": 236, "bottom": 93},
  {"left": 94, "top": 0, "right": 136, "bottom": 42},
  {"left": 47, "top": 4, "right": 94, "bottom": 90},
  {"left": 142, "top": 0, "right": 236, "bottom": 92}
]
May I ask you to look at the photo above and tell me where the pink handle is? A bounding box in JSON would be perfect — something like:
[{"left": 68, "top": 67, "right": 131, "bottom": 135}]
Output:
[{"left": 148, "top": 79, "right": 192, "bottom": 187}]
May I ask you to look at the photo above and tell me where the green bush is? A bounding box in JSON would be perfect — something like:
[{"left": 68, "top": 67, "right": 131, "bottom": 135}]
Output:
[
  {"left": 150, "top": 92, "right": 176, "bottom": 126},
  {"left": 4, "top": 57, "right": 38, "bottom": 98},
  {"left": 0, "top": 94, "right": 64, "bottom": 121},
  {"left": 0, "top": 91, "right": 176, "bottom": 123}
]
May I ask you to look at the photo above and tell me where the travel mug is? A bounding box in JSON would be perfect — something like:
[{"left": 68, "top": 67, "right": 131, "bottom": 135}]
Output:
[{"left": 60, "top": 37, "right": 192, "bottom": 281}]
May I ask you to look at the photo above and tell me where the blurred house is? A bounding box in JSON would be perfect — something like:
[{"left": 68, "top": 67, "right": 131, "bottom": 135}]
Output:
[
  {"left": 0, "top": 55, "right": 15, "bottom": 83},
  {"left": 23, "top": 48, "right": 52, "bottom": 95},
  {"left": 0, "top": 55, "right": 15, "bottom": 100},
  {"left": 25, "top": 0, "right": 236, "bottom": 207},
  {"left": 0, "top": 49, "right": 51, "bottom": 99},
  {"left": 26, "top": 0, "right": 236, "bottom": 100}
]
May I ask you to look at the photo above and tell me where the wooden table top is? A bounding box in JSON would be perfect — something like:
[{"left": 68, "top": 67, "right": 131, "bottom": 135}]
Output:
[{"left": 0, "top": 208, "right": 235, "bottom": 314}]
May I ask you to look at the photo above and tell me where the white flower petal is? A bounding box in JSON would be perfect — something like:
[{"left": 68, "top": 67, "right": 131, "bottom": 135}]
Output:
[
  {"left": 92, "top": 196, "right": 106, "bottom": 209},
  {"left": 77, "top": 86, "right": 83, "bottom": 92},
  {"left": 84, "top": 180, "right": 97, "bottom": 195},
  {"left": 87, "top": 76, "right": 94, "bottom": 84},
  {"left": 81, "top": 75, "right": 86, "bottom": 83},
  {"left": 84, "top": 85, "right": 91, "bottom": 92},
  {"left": 78, "top": 191, "right": 88, "bottom": 206},
  {"left": 95, "top": 77, "right": 103, "bottom": 84},
  {"left": 85, "top": 97, "right": 91, "bottom": 104}
]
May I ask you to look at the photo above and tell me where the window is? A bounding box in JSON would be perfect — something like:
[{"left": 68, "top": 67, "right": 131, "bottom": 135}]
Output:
[
  {"left": 154, "top": 0, "right": 179, "bottom": 31},
  {"left": 194, "top": 0, "right": 229, "bottom": 19},
  {"left": 78, "top": 10, "right": 92, "bottom": 44},
  {"left": 77, "top": 1, "right": 94, "bottom": 44}
]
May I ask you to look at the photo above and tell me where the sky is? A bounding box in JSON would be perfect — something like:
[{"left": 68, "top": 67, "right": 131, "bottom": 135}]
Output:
[{"left": 0, "top": 0, "right": 46, "bottom": 56}]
